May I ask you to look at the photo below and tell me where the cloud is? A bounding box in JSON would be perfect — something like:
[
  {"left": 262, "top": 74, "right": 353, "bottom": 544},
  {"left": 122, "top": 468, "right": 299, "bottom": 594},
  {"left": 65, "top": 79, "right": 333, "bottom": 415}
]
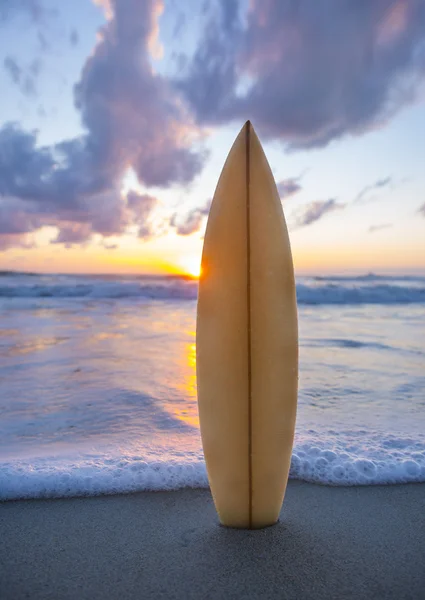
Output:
[
  {"left": 293, "top": 199, "right": 344, "bottom": 228},
  {"left": 368, "top": 223, "right": 393, "bottom": 233},
  {"left": 0, "top": 124, "right": 91, "bottom": 207},
  {"left": 0, "top": 0, "right": 206, "bottom": 251},
  {"left": 178, "top": 0, "right": 425, "bottom": 149},
  {"left": 418, "top": 203, "right": 425, "bottom": 217},
  {"left": 277, "top": 178, "right": 302, "bottom": 200},
  {"left": 0, "top": 123, "right": 156, "bottom": 246},
  {"left": 171, "top": 199, "right": 211, "bottom": 235},
  {"left": 3, "top": 56, "right": 21, "bottom": 83},
  {"left": 0, "top": 233, "right": 35, "bottom": 251},
  {"left": 52, "top": 223, "right": 93, "bottom": 248},
  {"left": 74, "top": 0, "right": 204, "bottom": 189},
  {"left": 354, "top": 176, "right": 392, "bottom": 202},
  {"left": 126, "top": 191, "right": 159, "bottom": 239},
  {"left": 3, "top": 56, "right": 41, "bottom": 96},
  {"left": 0, "top": 197, "right": 44, "bottom": 235}
]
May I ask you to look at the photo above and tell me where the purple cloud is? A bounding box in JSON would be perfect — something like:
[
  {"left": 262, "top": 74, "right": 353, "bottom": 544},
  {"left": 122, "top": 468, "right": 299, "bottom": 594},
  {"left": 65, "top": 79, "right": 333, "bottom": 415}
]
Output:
[
  {"left": 277, "top": 178, "right": 302, "bottom": 200},
  {"left": 0, "top": 199, "right": 44, "bottom": 235},
  {"left": 293, "top": 199, "right": 344, "bottom": 228},
  {"left": 52, "top": 223, "right": 93, "bottom": 248},
  {"left": 0, "top": 233, "right": 34, "bottom": 251},
  {"left": 179, "top": 0, "right": 425, "bottom": 149},
  {"left": 0, "top": 0, "right": 205, "bottom": 250},
  {"left": 74, "top": 0, "right": 204, "bottom": 189},
  {"left": 127, "top": 191, "right": 159, "bottom": 239},
  {"left": 355, "top": 176, "right": 392, "bottom": 202},
  {"left": 2, "top": 0, "right": 424, "bottom": 252},
  {"left": 171, "top": 199, "right": 212, "bottom": 236}
]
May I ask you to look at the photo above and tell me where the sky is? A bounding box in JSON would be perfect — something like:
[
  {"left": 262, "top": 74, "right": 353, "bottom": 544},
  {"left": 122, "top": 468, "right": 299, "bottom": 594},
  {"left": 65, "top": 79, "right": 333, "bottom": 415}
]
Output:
[{"left": 0, "top": 0, "right": 424, "bottom": 276}]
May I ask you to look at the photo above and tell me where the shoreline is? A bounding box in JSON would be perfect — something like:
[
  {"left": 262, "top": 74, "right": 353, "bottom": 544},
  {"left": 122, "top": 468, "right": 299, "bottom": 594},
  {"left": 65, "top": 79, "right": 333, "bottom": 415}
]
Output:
[{"left": 1, "top": 481, "right": 424, "bottom": 599}]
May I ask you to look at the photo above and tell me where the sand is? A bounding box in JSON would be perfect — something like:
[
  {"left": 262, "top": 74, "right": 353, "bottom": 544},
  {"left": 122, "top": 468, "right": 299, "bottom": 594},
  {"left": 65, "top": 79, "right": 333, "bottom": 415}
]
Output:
[{"left": 1, "top": 481, "right": 424, "bottom": 599}]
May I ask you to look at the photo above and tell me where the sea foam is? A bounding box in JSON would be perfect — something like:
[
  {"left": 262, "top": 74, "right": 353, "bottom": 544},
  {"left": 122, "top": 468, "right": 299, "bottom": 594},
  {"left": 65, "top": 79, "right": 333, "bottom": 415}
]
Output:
[{"left": 1, "top": 432, "right": 424, "bottom": 501}]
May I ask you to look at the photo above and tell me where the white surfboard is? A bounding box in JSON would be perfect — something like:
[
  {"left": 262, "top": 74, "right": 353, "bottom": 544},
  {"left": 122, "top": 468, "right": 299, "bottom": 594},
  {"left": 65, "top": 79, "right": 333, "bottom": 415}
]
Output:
[{"left": 196, "top": 121, "right": 298, "bottom": 529}]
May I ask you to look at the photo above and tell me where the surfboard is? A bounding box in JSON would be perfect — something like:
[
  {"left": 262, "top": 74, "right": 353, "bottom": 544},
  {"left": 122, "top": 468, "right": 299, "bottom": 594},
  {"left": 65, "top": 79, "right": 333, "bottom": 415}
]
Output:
[{"left": 196, "top": 121, "right": 298, "bottom": 529}]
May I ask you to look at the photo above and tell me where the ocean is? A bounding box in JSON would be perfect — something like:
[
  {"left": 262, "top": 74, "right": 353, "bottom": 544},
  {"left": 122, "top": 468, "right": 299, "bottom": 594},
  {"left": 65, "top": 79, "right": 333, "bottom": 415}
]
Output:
[{"left": 0, "top": 271, "right": 424, "bottom": 500}]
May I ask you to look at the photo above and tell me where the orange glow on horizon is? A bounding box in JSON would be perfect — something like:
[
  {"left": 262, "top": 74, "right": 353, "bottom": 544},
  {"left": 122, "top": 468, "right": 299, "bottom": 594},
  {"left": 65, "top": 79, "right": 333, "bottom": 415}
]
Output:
[
  {"left": 176, "top": 256, "right": 202, "bottom": 278},
  {"left": 1, "top": 221, "right": 424, "bottom": 276}
]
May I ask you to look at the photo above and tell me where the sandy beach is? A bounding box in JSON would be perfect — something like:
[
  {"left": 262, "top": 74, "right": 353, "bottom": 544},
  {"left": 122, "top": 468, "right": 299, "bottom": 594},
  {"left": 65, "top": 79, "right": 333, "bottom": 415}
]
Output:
[{"left": 1, "top": 481, "right": 424, "bottom": 599}]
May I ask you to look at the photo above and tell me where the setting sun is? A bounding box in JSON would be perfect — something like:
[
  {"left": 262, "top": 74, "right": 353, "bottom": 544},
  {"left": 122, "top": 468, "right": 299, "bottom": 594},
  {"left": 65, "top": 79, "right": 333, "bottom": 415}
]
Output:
[{"left": 179, "top": 256, "right": 202, "bottom": 278}]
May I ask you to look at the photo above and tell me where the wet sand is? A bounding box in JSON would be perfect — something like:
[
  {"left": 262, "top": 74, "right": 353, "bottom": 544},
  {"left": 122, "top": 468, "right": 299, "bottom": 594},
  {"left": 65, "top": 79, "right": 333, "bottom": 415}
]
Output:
[{"left": 1, "top": 481, "right": 424, "bottom": 599}]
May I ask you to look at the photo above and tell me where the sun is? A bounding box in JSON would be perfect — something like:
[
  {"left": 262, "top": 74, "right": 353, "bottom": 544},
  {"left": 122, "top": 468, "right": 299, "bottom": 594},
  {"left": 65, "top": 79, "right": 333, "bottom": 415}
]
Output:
[{"left": 179, "top": 256, "right": 202, "bottom": 278}]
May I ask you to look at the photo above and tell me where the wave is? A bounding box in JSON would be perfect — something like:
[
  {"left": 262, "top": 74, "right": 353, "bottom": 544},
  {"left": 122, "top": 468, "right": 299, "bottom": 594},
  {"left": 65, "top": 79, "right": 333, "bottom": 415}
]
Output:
[
  {"left": 303, "top": 338, "right": 398, "bottom": 351},
  {"left": 296, "top": 283, "right": 425, "bottom": 304},
  {"left": 313, "top": 273, "right": 425, "bottom": 282},
  {"left": 1, "top": 432, "right": 424, "bottom": 500},
  {"left": 0, "top": 280, "right": 198, "bottom": 301},
  {"left": 1, "top": 279, "right": 425, "bottom": 304}
]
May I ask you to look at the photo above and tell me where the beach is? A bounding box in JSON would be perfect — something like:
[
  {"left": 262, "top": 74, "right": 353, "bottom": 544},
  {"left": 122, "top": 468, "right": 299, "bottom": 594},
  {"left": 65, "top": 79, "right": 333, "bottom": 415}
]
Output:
[
  {"left": 1, "top": 272, "right": 424, "bottom": 598},
  {"left": 1, "top": 481, "right": 424, "bottom": 599}
]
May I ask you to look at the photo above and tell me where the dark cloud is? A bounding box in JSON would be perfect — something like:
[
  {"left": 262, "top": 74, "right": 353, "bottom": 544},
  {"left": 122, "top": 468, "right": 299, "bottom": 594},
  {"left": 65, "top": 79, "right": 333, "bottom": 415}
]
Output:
[
  {"left": 277, "top": 178, "right": 302, "bottom": 200},
  {"left": 179, "top": 0, "right": 425, "bottom": 149},
  {"left": 0, "top": 0, "right": 205, "bottom": 250},
  {"left": 171, "top": 198, "right": 211, "bottom": 235},
  {"left": 368, "top": 223, "right": 393, "bottom": 232},
  {"left": 418, "top": 203, "right": 425, "bottom": 217},
  {"left": 355, "top": 176, "right": 392, "bottom": 202},
  {"left": 70, "top": 29, "right": 79, "bottom": 47},
  {"left": 293, "top": 199, "right": 344, "bottom": 228}
]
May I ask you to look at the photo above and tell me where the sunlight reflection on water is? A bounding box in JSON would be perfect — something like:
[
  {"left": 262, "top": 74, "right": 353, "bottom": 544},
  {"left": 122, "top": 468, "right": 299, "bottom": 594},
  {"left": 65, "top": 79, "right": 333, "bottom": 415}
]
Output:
[{"left": 0, "top": 298, "right": 424, "bottom": 460}]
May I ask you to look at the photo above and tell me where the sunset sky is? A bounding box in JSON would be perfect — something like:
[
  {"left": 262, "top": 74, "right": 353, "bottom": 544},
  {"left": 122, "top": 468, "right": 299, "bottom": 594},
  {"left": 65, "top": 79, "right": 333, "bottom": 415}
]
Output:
[{"left": 0, "top": 0, "right": 424, "bottom": 276}]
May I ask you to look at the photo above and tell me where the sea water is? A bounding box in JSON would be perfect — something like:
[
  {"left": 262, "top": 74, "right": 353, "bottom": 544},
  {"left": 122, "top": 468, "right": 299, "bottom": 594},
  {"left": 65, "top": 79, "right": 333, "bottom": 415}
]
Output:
[{"left": 0, "top": 272, "right": 424, "bottom": 500}]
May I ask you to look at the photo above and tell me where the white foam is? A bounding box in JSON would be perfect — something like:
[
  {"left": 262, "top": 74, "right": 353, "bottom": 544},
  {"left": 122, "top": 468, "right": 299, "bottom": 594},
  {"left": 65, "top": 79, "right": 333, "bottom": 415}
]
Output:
[
  {"left": 289, "top": 432, "right": 425, "bottom": 485},
  {"left": 1, "top": 432, "right": 424, "bottom": 501},
  {"left": 0, "top": 452, "right": 209, "bottom": 501}
]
